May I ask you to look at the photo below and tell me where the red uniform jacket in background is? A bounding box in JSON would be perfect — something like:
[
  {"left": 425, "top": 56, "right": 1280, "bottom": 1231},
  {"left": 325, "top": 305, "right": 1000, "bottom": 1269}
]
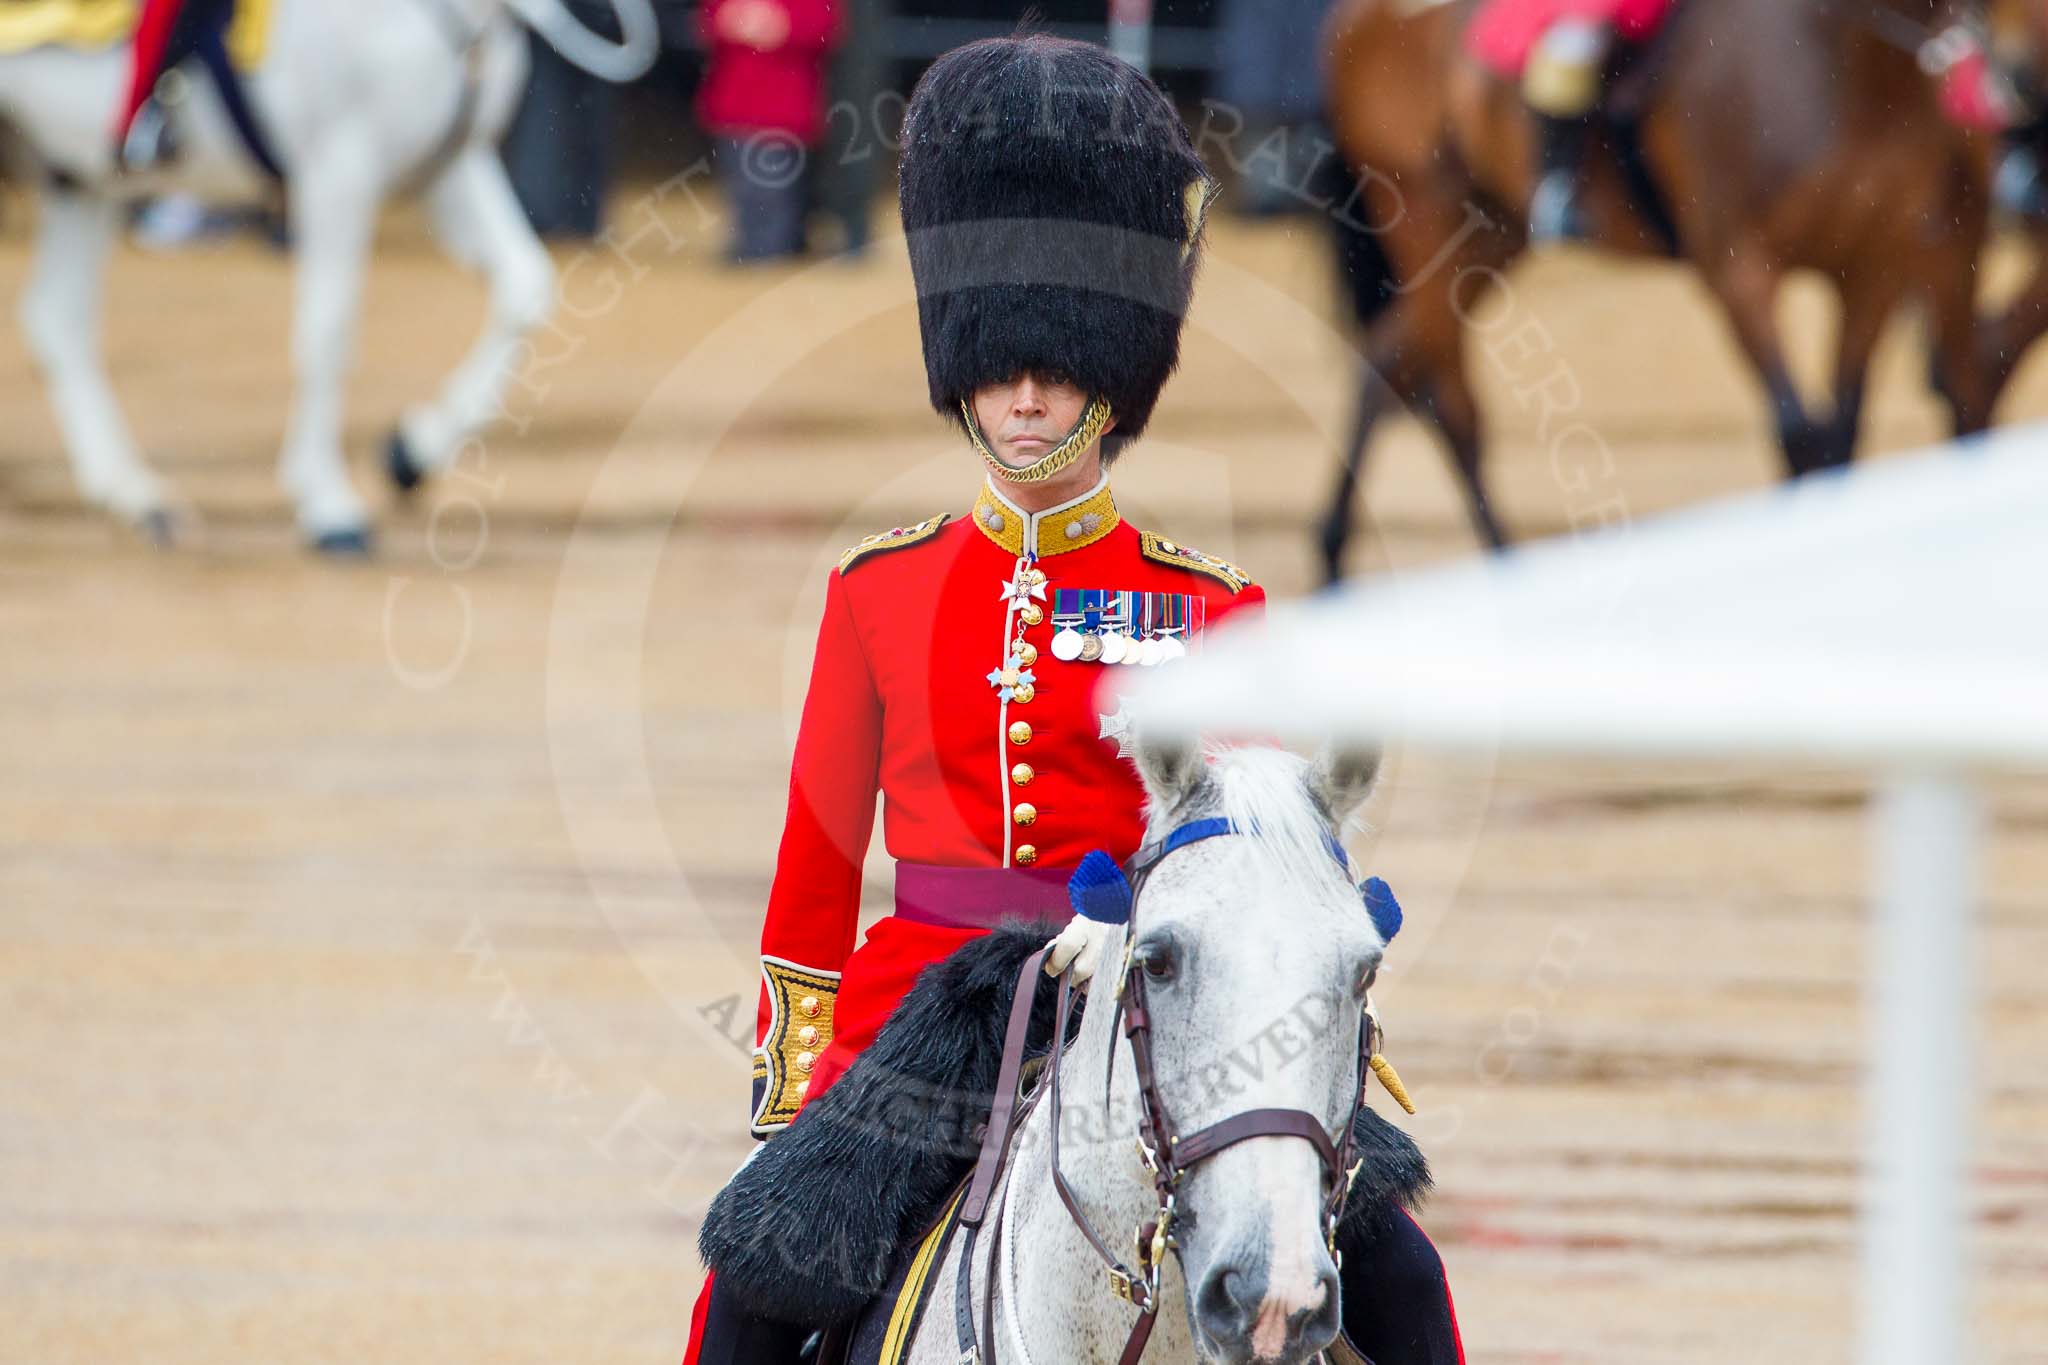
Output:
[
  {"left": 1467, "top": 0, "right": 1680, "bottom": 78},
  {"left": 695, "top": 0, "right": 840, "bottom": 143},
  {"left": 748, "top": 475, "right": 1265, "bottom": 1131}
]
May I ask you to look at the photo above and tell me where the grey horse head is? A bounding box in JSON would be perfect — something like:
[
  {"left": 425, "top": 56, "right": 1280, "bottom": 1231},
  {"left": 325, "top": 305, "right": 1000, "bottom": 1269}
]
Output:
[{"left": 1123, "top": 733, "right": 1386, "bottom": 1365}]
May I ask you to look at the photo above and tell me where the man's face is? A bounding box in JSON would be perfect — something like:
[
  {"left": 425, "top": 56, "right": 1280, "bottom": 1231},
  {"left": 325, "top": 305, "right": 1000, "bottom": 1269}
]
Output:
[{"left": 969, "top": 372, "right": 1097, "bottom": 469}]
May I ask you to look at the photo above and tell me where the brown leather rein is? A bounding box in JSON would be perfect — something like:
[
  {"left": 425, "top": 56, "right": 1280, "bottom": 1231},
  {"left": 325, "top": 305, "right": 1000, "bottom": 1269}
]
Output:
[{"left": 950, "top": 824, "right": 1380, "bottom": 1365}]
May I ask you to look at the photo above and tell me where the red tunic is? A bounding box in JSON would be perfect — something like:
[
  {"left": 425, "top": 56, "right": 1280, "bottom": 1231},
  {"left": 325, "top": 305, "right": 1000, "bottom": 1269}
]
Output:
[
  {"left": 683, "top": 475, "right": 1262, "bottom": 1363},
  {"left": 1466, "top": 0, "right": 1680, "bottom": 78},
  {"left": 749, "top": 475, "right": 1265, "bottom": 1128}
]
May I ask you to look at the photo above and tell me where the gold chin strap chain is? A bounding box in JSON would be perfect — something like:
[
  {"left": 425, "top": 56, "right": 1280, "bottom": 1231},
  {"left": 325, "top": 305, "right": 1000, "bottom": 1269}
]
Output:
[{"left": 962, "top": 396, "right": 1114, "bottom": 485}]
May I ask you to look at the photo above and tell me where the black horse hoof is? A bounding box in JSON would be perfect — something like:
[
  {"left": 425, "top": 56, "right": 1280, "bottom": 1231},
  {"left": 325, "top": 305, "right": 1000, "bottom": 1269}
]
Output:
[
  {"left": 386, "top": 429, "right": 426, "bottom": 495},
  {"left": 312, "top": 526, "right": 374, "bottom": 557}
]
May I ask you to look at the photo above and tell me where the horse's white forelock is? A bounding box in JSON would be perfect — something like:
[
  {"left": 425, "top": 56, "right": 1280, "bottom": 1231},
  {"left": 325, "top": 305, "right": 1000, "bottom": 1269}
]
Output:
[{"left": 1208, "top": 746, "right": 1358, "bottom": 910}]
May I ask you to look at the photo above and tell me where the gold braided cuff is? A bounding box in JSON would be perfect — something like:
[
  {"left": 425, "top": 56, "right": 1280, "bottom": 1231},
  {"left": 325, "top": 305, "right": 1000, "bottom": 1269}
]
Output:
[
  {"left": 963, "top": 396, "right": 1114, "bottom": 485},
  {"left": 750, "top": 957, "right": 840, "bottom": 1135}
]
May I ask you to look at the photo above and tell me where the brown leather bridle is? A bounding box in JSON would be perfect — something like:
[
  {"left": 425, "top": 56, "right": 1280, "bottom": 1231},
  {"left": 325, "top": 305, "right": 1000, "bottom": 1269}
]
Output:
[{"left": 952, "top": 821, "right": 1381, "bottom": 1365}]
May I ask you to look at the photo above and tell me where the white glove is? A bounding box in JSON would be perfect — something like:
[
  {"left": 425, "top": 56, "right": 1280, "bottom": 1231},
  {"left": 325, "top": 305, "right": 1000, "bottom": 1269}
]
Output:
[{"left": 1045, "top": 912, "right": 1115, "bottom": 984}]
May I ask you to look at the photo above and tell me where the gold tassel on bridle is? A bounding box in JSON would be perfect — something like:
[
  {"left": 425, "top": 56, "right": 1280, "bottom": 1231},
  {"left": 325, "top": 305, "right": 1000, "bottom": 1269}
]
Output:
[{"left": 1369, "top": 1053, "right": 1416, "bottom": 1115}]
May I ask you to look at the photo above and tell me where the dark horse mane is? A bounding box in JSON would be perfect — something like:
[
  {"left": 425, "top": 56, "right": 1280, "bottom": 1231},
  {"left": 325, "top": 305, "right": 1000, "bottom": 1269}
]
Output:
[{"left": 699, "top": 921, "right": 1431, "bottom": 1329}]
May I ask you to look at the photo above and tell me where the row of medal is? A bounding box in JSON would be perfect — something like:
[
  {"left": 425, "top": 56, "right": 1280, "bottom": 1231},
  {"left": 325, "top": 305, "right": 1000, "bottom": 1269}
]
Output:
[{"left": 1046, "top": 590, "right": 1205, "bottom": 667}]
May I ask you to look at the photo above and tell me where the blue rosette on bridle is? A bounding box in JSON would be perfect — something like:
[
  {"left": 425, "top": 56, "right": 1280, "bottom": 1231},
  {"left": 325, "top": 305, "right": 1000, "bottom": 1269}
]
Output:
[
  {"left": 1067, "top": 849, "right": 1133, "bottom": 924},
  {"left": 1361, "top": 876, "right": 1402, "bottom": 943}
]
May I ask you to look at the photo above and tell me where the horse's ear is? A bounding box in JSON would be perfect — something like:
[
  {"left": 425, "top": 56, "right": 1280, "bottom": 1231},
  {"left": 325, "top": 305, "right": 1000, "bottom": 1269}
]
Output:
[
  {"left": 1133, "top": 730, "right": 1206, "bottom": 813},
  {"left": 1309, "top": 743, "right": 1381, "bottom": 827}
]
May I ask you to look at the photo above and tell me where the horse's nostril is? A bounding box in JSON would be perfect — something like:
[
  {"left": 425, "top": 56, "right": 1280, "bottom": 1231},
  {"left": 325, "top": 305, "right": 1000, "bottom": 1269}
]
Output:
[
  {"left": 1297, "top": 1263, "right": 1343, "bottom": 1354},
  {"left": 1194, "top": 1264, "right": 1256, "bottom": 1345}
]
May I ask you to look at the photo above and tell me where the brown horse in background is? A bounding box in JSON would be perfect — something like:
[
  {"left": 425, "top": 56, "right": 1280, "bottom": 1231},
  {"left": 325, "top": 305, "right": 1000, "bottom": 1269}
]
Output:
[
  {"left": 1974, "top": 0, "right": 2048, "bottom": 395},
  {"left": 1318, "top": 0, "right": 1994, "bottom": 577}
]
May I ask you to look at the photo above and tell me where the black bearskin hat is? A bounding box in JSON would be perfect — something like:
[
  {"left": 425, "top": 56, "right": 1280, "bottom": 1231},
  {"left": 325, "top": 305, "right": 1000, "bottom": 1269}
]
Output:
[{"left": 899, "top": 34, "right": 1214, "bottom": 454}]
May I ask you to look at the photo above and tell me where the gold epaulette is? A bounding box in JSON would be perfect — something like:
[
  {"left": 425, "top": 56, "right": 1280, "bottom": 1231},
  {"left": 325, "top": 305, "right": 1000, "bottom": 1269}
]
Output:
[
  {"left": 750, "top": 957, "right": 840, "bottom": 1135},
  {"left": 837, "top": 514, "right": 951, "bottom": 575},
  {"left": 1138, "top": 531, "right": 1255, "bottom": 593}
]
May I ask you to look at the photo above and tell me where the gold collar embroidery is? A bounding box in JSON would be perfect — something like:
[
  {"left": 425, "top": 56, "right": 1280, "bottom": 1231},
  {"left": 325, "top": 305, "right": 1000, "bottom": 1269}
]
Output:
[{"left": 970, "top": 477, "right": 1120, "bottom": 558}]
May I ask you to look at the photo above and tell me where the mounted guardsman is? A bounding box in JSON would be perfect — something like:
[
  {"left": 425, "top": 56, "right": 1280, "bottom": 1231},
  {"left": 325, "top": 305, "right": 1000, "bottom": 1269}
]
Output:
[
  {"left": 684, "top": 31, "right": 1465, "bottom": 1365},
  {"left": 1465, "top": 0, "right": 1683, "bottom": 243}
]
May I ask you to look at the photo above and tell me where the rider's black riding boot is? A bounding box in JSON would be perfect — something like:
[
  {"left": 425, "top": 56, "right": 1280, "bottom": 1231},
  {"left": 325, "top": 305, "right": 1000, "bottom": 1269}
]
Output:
[
  {"left": 696, "top": 1276, "right": 813, "bottom": 1365},
  {"left": 1336, "top": 1202, "right": 1465, "bottom": 1365},
  {"left": 1528, "top": 112, "right": 1594, "bottom": 244}
]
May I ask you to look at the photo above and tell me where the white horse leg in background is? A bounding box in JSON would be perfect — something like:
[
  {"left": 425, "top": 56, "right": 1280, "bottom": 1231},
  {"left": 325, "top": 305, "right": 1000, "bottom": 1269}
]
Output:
[
  {"left": 18, "top": 191, "right": 178, "bottom": 534},
  {"left": 383, "top": 0, "right": 657, "bottom": 489},
  {"left": 278, "top": 117, "right": 383, "bottom": 548},
  {"left": 0, "top": 0, "right": 655, "bottom": 553},
  {"left": 387, "top": 156, "right": 557, "bottom": 489}
]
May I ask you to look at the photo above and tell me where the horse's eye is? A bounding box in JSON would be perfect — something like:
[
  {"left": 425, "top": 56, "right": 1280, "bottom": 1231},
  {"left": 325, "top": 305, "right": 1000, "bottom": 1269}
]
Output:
[
  {"left": 1354, "top": 962, "right": 1380, "bottom": 996},
  {"left": 1136, "top": 940, "right": 1178, "bottom": 984}
]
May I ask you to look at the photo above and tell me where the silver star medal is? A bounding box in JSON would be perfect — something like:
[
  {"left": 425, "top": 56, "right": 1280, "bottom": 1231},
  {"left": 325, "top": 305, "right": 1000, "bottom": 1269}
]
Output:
[
  {"left": 1097, "top": 697, "right": 1137, "bottom": 757},
  {"left": 999, "top": 568, "right": 1048, "bottom": 610}
]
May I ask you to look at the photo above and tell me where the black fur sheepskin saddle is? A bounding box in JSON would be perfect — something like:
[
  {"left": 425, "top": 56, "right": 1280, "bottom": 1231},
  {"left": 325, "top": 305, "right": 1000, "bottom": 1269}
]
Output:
[{"left": 698, "top": 921, "right": 1432, "bottom": 1335}]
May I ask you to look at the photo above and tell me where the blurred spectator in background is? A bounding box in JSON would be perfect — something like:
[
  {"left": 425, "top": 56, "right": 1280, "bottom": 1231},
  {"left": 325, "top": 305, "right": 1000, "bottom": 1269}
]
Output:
[
  {"left": 503, "top": 18, "right": 618, "bottom": 239},
  {"left": 698, "top": 0, "right": 842, "bottom": 263},
  {"left": 812, "top": 0, "right": 893, "bottom": 258},
  {"left": 1215, "top": 0, "right": 1336, "bottom": 216}
]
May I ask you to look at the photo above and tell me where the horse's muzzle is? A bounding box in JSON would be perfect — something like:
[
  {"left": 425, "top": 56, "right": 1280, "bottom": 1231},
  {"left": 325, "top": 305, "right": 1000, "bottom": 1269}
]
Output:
[{"left": 1193, "top": 1252, "right": 1341, "bottom": 1365}]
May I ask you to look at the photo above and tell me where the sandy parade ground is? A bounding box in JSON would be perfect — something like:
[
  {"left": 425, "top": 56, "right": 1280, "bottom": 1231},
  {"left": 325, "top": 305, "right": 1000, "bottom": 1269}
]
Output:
[{"left": 0, "top": 193, "right": 2044, "bottom": 1362}]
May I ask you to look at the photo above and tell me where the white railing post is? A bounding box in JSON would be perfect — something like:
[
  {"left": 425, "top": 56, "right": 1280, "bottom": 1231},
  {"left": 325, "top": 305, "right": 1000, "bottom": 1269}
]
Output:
[{"left": 1861, "top": 773, "right": 1979, "bottom": 1365}]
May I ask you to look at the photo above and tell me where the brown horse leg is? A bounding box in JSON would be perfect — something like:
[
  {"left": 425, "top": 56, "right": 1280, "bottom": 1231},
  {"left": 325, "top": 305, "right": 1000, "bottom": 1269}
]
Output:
[
  {"left": 1705, "top": 251, "right": 1830, "bottom": 478},
  {"left": 1395, "top": 217, "right": 1515, "bottom": 554},
  {"left": 1320, "top": 308, "right": 1505, "bottom": 578},
  {"left": 1320, "top": 346, "right": 1401, "bottom": 585},
  {"left": 1822, "top": 273, "right": 1905, "bottom": 469},
  {"left": 1919, "top": 144, "right": 1996, "bottom": 437},
  {"left": 1925, "top": 256, "right": 1996, "bottom": 440},
  {"left": 1416, "top": 359, "right": 1506, "bottom": 553}
]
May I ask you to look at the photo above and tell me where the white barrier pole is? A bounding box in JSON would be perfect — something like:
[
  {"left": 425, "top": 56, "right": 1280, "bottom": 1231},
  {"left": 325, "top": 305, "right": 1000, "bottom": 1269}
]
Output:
[
  {"left": 1861, "top": 773, "right": 1978, "bottom": 1365},
  {"left": 1108, "top": 0, "right": 1153, "bottom": 72}
]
